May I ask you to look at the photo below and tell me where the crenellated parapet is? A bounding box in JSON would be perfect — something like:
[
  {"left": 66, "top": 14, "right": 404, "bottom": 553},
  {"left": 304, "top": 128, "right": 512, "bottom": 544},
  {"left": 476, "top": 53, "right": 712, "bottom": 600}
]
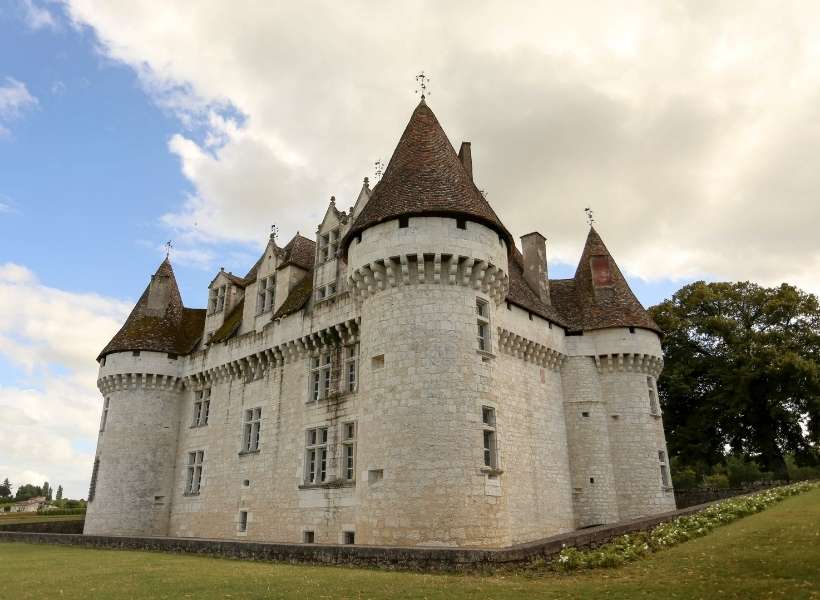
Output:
[
  {"left": 348, "top": 253, "right": 508, "bottom": 304},
  {"left": 183, "top": 318, "right": 360, "bottom": 388},
  {"left": 593, "top": 353, "right": 663, "bottom": 377},
  {"left": 97, "top": 372, "right": 184, "bottom": 395},
  {"left": 496, "top": 327, "right": 564, "bottom": 370}
]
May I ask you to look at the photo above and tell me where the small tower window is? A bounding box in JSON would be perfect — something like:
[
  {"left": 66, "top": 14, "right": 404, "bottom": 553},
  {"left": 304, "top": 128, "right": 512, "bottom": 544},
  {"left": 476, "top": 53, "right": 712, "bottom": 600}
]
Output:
[
  {"left": 345, "top": 345, "right": 359, "bottom": 393},
  {"left": 303, "top": 530, "right": 315, "bottom": 543},
  {"left": 659, "top": 450, "right": 671, "bottom": 487},
  {"left": 342, "top": 421, "right": 357, "bottom": 481},
  {"left": 343, "top": 531, "right": 355, "bottom": 545},
  {"left": 99, "top": 397, "right": 110, "bottom": 432},
  {"left": 398, "top": 216, "right": 409, "bottom": 228},
  {"left": 88, "top": 458, "right": 100, "bottom": 502},
  {"left": 482, "top": 406, "right": 498, "bottom": 468},
  {"left": 192, "top": 388, "right": 210, "bottom": 427},
  {"left": 476, "top": 298, "right": 490, "bottom": 352},
  {"left": 456, "top": 217, "right": 466, "bottom": 230},
  {"left": 647, "top": 376, "right": 661, "bottom": 415}
]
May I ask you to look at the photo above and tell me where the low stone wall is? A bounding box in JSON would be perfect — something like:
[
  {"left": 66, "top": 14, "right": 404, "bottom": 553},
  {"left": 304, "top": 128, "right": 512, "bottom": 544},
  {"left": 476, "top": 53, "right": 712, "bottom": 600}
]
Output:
[
  {"left": 0, "top": 499, "right": 725, "bottom": 570},
  {"left": 0, "top": 518, "right": 85, "bottom": 534},
  {"left": 674, "top": 481, "right": 786, "bottom": 508}
]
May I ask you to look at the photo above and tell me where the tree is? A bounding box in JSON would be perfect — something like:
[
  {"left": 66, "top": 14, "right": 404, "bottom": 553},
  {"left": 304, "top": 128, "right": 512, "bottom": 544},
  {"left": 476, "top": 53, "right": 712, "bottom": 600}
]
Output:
[
  {"left": 650, "top": 281, "right": 820, "bottom": 479},
  {"left": 14, "top": 484, "right": 43, "bottom": 501},
  {"left": 55, "top": 485, "right": 63, "bottom": 501},
  {"left": 42, "top": 481, "right": 51, "bottom": 502},
  {"left": 0, "top": 479, "right": 11, "bottom": 499}
]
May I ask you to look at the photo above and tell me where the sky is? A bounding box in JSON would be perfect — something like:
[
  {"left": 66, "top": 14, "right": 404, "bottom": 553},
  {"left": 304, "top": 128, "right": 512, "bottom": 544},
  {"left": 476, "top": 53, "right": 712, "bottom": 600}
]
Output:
[{"left": 2, "top": 1, "right": 820, "bottom": 499}]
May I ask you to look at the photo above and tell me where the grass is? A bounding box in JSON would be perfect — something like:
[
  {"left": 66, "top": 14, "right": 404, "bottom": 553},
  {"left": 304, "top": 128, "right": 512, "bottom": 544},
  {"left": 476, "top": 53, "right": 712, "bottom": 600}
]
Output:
[
  {"left": 0, "top": 513, "right": 84, "bottom": 525},
  {"left": 1, "top": 489, "right": 819, "bottom": 599}
]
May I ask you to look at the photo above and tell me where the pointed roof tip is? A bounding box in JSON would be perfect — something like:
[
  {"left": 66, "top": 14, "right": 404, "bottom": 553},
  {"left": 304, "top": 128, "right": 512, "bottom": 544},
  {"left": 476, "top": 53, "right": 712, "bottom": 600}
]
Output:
[{"left": 342, "top": 98, "right": 511, "bottom": 254}]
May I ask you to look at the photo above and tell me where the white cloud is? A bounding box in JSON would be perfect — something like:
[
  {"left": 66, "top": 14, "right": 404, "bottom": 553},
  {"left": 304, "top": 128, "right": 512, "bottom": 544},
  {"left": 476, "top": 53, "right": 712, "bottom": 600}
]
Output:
[
  {"left": 0, "top": 77, "right": 38, "bottom": 138},
  {"left": 0, "top": 264, "right": 131, "bottom": 499},
  {"left": 19, "top": 0, "right": 58, "bottom": 31},
  {"left": 62, "top": 1, "right": 820, "bottom": 293}
]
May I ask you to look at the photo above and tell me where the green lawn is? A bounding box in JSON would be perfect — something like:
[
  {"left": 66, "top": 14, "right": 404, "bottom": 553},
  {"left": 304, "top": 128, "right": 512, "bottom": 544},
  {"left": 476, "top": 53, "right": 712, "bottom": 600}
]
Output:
[{"left": 2, "top": 490, "right": 819, "bottom": 600}]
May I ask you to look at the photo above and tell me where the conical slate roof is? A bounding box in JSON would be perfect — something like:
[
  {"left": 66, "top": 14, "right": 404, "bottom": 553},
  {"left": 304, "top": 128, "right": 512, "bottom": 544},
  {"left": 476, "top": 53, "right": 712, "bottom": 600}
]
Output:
[
  {"left": 342, "top": 99, "right": 512, "bottom": 253},
  {"left": 549, "top": 228, "right": 660, "bottom": 334},
  {"left": 98, "top": 258, "right": 205, "bottom": 360}
]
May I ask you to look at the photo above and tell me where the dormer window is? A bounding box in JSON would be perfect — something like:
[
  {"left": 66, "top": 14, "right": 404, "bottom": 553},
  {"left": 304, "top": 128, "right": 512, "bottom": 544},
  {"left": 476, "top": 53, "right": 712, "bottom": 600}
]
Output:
[
  {"left": 256, "top": 276, "right": 276, "bottom": 314},
  {"left": 315, "top": 282, "right": 337, "bottom": 303},
  {"left": 590, "top": 255, "right": 613, "bottom": 287},
  {"left": 208, "top": 284, "right": 229, "bottom": 315},
  {"left": 318, "top": 228, "right": 339, "bottom": 263}
]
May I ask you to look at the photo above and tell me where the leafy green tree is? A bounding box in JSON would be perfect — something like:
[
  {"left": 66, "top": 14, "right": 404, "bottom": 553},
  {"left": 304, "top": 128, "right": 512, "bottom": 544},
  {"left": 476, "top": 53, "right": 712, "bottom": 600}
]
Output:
[
  {"left": 55, "top": 485, "right": 63, "bottom": 501},
  {"left": 0, "top": 479, "right": 11, "bottom": 499},
  {"left": 14, "top": 484, "right": 43, "bottom": 501},
  {"left": 42, "top": 481, "right": 51, "bottom": 502},
  {"left": 651, "top": 281, "right": 820, "bottom": 479}
]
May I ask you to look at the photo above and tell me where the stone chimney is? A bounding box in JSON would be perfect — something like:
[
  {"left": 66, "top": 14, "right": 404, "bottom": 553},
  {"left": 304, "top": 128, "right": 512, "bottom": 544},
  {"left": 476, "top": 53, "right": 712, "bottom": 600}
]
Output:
[
  {"left": 458, "top": 141, "right": 472, "bottom": 181},
  {"left": 521, "top": 232, "right": 551, "bottom": 305}
]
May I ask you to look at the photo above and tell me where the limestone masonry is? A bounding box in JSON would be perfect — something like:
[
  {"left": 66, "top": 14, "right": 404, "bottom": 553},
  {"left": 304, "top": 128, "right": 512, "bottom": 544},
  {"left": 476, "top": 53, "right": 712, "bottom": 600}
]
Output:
[{"left": 85, "top": 99, "right": 675, "bottom": 547}]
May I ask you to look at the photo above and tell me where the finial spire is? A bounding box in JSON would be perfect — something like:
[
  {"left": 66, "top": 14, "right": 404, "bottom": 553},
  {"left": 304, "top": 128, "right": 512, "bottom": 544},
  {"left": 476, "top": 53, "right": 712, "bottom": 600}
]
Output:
[
  {"left": 374, "top": 158, "right": 384, "bottom": 181},
  {"left": 415, "top": 71, "right": 430, "bottom": 100},
  {"left": 164, "top": 240, "right": 173, "bottom": 259},
  {"left": 584, "top": 207, "right": 595, "bottom": 227},
  {"left": 270, "top": 224, "right": 279, "bottom": 242}
]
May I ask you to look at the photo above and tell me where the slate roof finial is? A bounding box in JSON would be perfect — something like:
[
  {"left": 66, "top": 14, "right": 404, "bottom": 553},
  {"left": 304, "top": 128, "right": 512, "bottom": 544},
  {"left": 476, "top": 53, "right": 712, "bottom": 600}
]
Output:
[{"left": 415, "top": 71, "right": 430, "bottom": 100}]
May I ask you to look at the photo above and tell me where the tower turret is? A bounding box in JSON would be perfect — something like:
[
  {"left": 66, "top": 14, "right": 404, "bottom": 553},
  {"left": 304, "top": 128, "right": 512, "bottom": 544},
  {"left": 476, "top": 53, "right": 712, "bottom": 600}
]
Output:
[{"left": 85, "top": 258, "right": 205, "bottom": 536}]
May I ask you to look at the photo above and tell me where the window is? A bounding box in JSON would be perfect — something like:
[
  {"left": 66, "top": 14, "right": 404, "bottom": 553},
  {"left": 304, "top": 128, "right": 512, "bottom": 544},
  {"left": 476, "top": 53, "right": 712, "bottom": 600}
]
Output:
[
  {"left": 482, "top": 406, "right": 498, "bottom": 469},
  {"left": 345, "top": 345, "right": 358, "bottom": 393},
  {"left": 256, "top": 276, "right": 276, "bottom": 314},
  {"left": 303, "top": 530, "right": 315, "bottom": 543},
  {"left": 659, "top": 450, "right": 671, "bottom": 487},
  {"left": 132, "top": 350, "right": 140, "bottom": 357},
  {"left": 185, "top": 450, "right": 204, "bottom": 495},
  {"left": 647, "top": 376, "right": 660, "bottom": 415},
  {"left": 342, "top": 422, "right": 357, "bottom": 481},
  {"left": 456, "top": 217, "right": 466, "bottom": 230},
  {"left": 476, "top": 298, "right": 490, "bottom": 352},
  {"left": 309, "top": 352, "right": 334, "bottom": 401},
  {"left": 88, "top": 458, "right": 100, "bottom": 502},
  {"left": 239, "top": 511, "right": 248, "bottom": 532},
  {"left": 318, "top": 228, "right": 339, "bottom": 263},
  {"left": 242, "top": 408, "right": 262, "bottom": 452},
  {"left": 315, "top": 282, "right": 337, "bottom": 302},
  {"left": 305, "top": 426, "right": 329, "bottom": 484},
  {"left": 343, "top": 531, "right": 355, "bottom": 545},
  {"left": 192, "top": 389, "right": 210, "bottom": 427},
  {"left": 99, "top": 397, "right": 110, "bottom": 432},
  {"left": 167, "top": 353, "right": 178, "bottom": 360},
  {"left": 209, "top": 284, "right": 228, "bottom": 314},
  {"left": 398, "top": 216, "right": 409, "bottom": 228}
]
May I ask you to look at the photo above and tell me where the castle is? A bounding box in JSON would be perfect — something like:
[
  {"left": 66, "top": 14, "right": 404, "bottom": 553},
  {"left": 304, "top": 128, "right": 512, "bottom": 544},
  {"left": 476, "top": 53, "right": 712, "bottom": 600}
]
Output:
[{"left": 85, "top": 99, "right": 675, "bottom": 548}]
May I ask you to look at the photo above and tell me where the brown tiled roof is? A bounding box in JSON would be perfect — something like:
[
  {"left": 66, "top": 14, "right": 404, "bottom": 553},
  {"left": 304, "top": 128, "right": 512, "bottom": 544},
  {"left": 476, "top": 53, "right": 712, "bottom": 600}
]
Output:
[
  {"left": 277, "top": 234, "right": 316, "bottom": 271},
  {"left": 342, "top": 99, "right": 512, "bottom": 254},
  {"left": 272, "top": 272, "right": 313, "bottom": 320},
  {"left": 98, "top": 259, "right": 205, "bottom": 359},
  {"left": 210, "top": 297, "right": 244, "bottom": 344},
  {"left": 551, "top": 227, "right": 660, "bottom": 334},
  {"left": 506, "top": 249, "right": 568, "bottom": 327}
]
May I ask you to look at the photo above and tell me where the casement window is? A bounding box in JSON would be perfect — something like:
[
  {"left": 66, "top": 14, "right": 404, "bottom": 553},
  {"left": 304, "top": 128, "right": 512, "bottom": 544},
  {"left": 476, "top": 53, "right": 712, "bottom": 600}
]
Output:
[
  {"left": 342, "top": 421, "right": 357, "bottom": 481},
  {"left": 192, "top": 389, "right": 210, "bottom": 427},
  {"left": 185, "top": 450, "right": 204, "bottom": 495},
  {"left": 318, "top": 228, "right": 339, "bottom": 263},
  {"left": 256, "top": 276, "right": 275, "bottom": 314},
  {"left": 242, "top": 407, "right": 262, "bottom": 452},
  {"left": 88, "top": 458, "right": 100, "bottom": 502},
  {"left": 345, "top": 345, "right": 358, "bottom": 393},
  {"left": 476, "top": 298, "right": 490, "bottom": 352},
  {"left": 238, "top": 511, "right": 248, "bottom": 533},
  {"left": 481, "top": 406, "right": 498, "bottom": 468},
  {"left": 305, "top": 426, "right": 329, "bottom": 484},
  {"left": 309, "top": 353, "right": 333, "bottom": 401},
  {"left": 315, "top": 282, "right": 337, "bottom": 302},
  {"left": 659, "top": 450, "right": 671, "bottom": 487},
  {"left": 303, "top": 530, "right": 315, "bottom": 543},
  {"left": 209, "top": 285, "right": 228, "bottom": 314},
  {"left": 647, "top": 377, "right": 661, "bottom": 415},
  {"left": 99, "top": 397, "right": 110, "bottom": 432},
  {"left": 343, "top": 531, "right": 355, "bottom": 545}
]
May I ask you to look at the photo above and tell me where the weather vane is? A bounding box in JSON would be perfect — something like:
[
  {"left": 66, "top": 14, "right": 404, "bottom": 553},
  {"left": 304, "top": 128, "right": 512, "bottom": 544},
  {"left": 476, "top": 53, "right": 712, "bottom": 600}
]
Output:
[
  {"left": 374, "top": 159, "right": 384, "bottom": 181},
  {"left": 415, "top": 71, "right": 430, "bottom": 99},
  {"left": 270, "top": 224, "right": 279, "bottom": 242},
  {"left": 164, "top": 240, "right": 173, "bottom": 258},
  {"left": 584, "top": 207, "right": 595, "bottom": 227}
]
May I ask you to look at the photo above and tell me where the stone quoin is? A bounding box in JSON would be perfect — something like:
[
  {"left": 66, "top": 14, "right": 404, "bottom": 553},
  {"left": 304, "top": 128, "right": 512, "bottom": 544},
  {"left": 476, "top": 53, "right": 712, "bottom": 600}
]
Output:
[{"left": 85, "top": 99, "right": 675, "bottom": 548}]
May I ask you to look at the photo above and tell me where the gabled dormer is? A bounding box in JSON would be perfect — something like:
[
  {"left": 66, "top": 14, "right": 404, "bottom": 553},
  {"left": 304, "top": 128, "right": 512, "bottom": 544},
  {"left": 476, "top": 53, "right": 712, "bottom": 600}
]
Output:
[
  {"left": 314, "top": 197, "right": 349, "bottom": 307},
  {"left": 243, "top": 233, "right": 282, "bottom": 332},
  {"left": 204, "top": 268, "right": 244, "bottom": 341},
  {"left": 272, "top": 233, "right": 316, "bottom": 318}
]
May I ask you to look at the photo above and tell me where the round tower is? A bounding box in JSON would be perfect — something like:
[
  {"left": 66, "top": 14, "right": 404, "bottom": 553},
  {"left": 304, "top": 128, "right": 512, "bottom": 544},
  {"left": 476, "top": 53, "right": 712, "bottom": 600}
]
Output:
[
  {"left": 84, "top": 259, "right": 203, "bottom": 536},
  {"left": 343, "top": 100, "right": 513, "bottom": 547}
]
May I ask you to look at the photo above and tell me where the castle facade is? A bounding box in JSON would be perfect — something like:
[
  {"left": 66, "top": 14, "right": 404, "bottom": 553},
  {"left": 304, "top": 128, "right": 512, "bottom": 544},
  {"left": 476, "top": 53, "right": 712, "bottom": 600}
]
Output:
[{"left": 84, "top": 100, "right": 675, "bottom": 548}]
